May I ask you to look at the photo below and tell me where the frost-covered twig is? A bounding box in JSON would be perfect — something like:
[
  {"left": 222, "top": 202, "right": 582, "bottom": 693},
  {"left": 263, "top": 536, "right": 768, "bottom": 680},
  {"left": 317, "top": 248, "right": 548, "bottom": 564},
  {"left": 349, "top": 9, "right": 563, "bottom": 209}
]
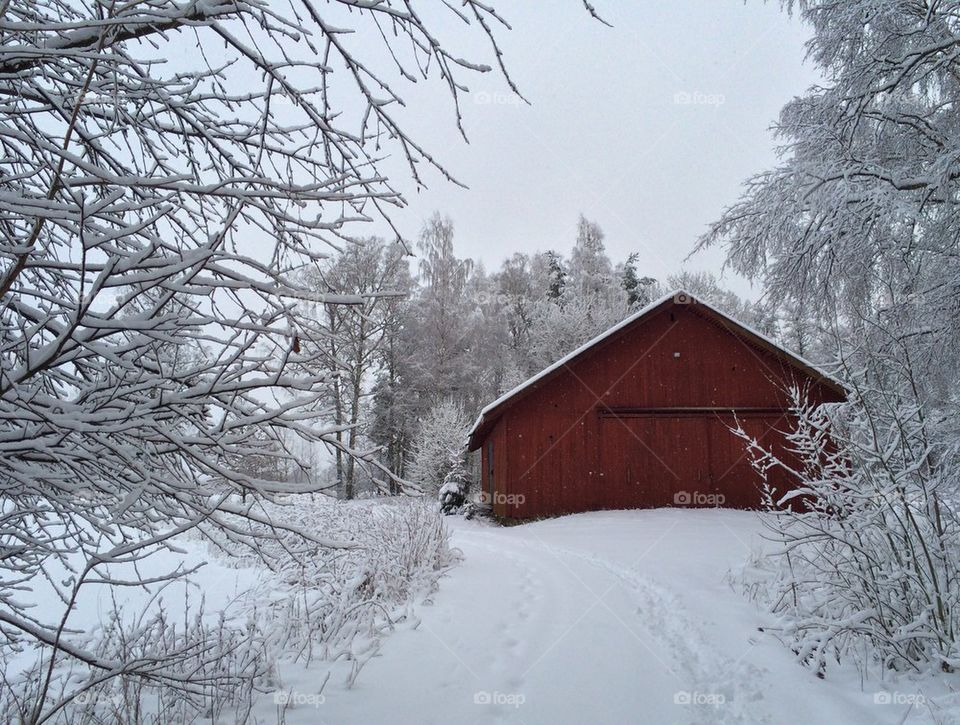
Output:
[
  {"left": 0, "top": 0, "right": 597, "bottom": 719},
  {"left": 734, "top": 370, "right": 960, "bottom": 676}
]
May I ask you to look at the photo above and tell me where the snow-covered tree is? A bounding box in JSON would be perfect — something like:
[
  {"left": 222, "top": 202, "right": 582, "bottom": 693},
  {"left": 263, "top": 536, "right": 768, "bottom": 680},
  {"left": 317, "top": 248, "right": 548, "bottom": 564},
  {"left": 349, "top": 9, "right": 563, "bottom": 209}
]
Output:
[
  {"left": 568, "top": 215, "right": 619, "bottom": 306},
  {"left": 699, "top": 0, "right": 960, "bottom": 675},
  {"left": 540, "top": 250, "right": 568, "bottom": 302},
  {"left": 438, "top": 454, "right": 471, "bottom": 515},
  {"left": 497, "top": 252, "right": 538, "bottom": 351},
  {"left": 698, "top": 0, "right": 960, "bottom": 397},
  {"left": 369, "top": 369, "right": 414, "bottom": 488},
  {"left": 303, "top": 239, "right": 412, "bottom": 498},
  {"left": 497, "top": 218, "right": 629, "bottom": 374},
  {"left": 0, "top": 0, "right": 578, "bottom": 718},
  {"left": 523, "top": 296, "right": 626, "bottom": 373},
  {"left": 407, "top": 400, "right": 471, "bottom": 496},
  {"left": 618, "top": 252, "right": 658, "bottom": 310},
  {"left": 776, "top": 296, "right": 833, "bottom": 362},
  {"left": 396, "top": 214, "right": 486, "bottom": 407},
  {"left": 413, "top": 215, "right": 478, "bottom": 401},
  {"left": 368, "top": 216, "right": 489, "bottom": 483},
  {"left": 469, "top": 265, "right": 515, "bottom": 403}
]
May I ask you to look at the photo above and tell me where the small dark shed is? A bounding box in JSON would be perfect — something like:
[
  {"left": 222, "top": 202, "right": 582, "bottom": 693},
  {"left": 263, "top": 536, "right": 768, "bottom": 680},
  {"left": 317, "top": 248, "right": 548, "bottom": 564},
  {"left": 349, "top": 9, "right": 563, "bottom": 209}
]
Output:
[{"left": 467, "top": 290, "right": 846, "bottom": 519}]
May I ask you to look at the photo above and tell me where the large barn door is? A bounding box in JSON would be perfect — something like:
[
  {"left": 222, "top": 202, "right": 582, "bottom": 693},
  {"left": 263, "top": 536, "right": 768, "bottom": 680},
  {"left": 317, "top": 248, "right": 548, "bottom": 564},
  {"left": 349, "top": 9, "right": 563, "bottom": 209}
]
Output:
[
  {"left": 597, "top": 416, "right": 709, "bottom": 509},
  {"left": 598, "top": 410, "right": 789, "bottom": 510}
]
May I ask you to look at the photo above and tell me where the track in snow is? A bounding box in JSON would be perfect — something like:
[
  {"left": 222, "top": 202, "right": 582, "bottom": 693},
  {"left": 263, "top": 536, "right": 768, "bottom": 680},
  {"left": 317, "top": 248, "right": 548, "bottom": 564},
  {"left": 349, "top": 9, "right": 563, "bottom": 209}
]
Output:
[{"left": 308, "top": 509, "right": 930, "bottom": 725}]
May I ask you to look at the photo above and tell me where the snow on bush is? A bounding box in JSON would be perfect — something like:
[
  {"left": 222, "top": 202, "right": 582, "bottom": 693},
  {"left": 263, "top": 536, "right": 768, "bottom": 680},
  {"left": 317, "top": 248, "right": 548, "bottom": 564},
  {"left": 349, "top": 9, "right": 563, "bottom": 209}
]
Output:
[
  {"left": 735, "top": 385, "right": 960, "bottom": 676},
  {"left": 238, "top": 497, "right": 458, "bottom": 679},
  {"left": 438, "top": 460, "right": 469, "bottom": 515},
  {"left": 0, "top": 498, "right": 457, "bottom": 723},
  {"left": 1, "top": 594, "right": 269, "bottom": 724}
]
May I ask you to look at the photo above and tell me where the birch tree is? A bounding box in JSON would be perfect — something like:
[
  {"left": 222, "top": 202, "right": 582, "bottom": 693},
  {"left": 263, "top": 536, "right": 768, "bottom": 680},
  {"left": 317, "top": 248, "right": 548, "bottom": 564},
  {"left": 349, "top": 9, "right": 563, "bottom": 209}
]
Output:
[
  {"left": 699, "top": 0, "right": 960, "bottom": 395},
  {"left": 568, "top": 215, "right": 617, "bottom": 305},
  {"left": 306, "top": 239, "right": 411, "bottom": 498},
  {"left": 401, "top": 213, "right": 482, "bottom": 407}
]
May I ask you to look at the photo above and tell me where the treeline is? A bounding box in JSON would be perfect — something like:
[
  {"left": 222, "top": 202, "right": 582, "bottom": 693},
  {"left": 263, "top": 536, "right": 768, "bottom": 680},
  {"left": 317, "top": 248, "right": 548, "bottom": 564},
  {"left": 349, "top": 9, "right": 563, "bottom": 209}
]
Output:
[{"left": 293, "top": 212, "right": 825, "bottom": 497}]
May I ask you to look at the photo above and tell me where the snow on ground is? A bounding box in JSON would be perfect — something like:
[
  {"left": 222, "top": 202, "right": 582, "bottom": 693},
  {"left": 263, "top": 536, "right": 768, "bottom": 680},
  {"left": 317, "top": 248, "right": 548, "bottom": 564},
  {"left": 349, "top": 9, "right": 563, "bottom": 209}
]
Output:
[
  {"left": 302, "top": 509, "right": 959, "bottom": 725},
  {"left": 15, "top": 506, "right": 958, "bottom": 723}
]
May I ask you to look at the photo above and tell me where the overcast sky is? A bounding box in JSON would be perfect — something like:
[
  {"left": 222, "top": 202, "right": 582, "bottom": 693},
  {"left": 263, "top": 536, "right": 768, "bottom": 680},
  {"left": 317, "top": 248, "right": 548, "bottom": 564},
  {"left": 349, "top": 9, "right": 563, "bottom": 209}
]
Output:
[{"left": 361, "top": 1, "right": 819, "bottom": 298}]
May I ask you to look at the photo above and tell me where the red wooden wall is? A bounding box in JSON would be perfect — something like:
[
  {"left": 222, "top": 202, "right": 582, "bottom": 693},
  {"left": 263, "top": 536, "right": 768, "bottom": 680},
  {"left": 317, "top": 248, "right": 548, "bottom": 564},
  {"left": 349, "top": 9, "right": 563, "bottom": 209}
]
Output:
[{"left": 477, "top": 301, "right": 844, "bottom": 519}]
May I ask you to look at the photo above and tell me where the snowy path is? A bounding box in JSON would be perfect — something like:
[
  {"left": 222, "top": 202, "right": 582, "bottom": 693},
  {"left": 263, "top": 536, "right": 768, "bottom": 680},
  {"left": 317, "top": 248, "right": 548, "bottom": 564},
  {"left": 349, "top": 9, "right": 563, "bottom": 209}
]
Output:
[{"left": 310, "top": 509, "right": 939, "bottom": 724}]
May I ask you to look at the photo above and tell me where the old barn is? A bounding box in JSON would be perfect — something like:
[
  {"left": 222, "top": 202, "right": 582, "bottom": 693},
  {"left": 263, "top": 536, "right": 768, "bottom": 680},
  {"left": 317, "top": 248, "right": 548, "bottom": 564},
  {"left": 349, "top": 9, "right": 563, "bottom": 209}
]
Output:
[{"left": 467, "top": 290, "right": 846, "bottom": 519}]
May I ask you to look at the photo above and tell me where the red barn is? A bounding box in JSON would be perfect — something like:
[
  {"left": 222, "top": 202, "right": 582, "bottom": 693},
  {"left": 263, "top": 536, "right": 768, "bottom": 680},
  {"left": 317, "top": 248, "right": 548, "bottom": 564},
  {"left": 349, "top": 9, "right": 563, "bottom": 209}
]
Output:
[{"left": 467, "top": 290, "right": 846, "bottom": 519}]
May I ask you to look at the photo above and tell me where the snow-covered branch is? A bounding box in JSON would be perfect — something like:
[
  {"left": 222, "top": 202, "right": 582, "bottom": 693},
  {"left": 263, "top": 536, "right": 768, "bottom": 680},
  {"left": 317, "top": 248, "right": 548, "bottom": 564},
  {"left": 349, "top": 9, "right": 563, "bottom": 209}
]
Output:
[{"left": 0, "top": 0, "right": 574, "bottom": 718}]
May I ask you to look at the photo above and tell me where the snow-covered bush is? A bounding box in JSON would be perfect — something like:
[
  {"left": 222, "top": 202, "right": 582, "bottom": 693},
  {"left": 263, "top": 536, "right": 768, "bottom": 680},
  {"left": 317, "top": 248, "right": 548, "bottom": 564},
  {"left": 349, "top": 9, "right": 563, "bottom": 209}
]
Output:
[
  {"left": 407, "top": 401, "right": 472, "bottom": 496},
  {"left": 244, "top": 497, "right": 458, "bottom": 681},
  {"left": 0, "top": 499, "right": 457, "bottom": 723},
  {"left": 736, "top": 383, "right": 960, "bottom": 676},
  {"left": 1, "top": 595, "right": 267, "bottom": 724},
  {"left": 438, "top": 456, "right": 470, "bottom": 515}
]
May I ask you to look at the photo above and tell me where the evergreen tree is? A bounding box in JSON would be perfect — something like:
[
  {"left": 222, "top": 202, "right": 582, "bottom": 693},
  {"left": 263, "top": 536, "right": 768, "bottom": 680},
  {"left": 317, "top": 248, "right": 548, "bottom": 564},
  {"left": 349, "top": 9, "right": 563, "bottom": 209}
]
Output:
[
  {"left": 619, "top": 252, "right": 657, "bottom": 309},
  {"left": 544, "top": 250, "right": 567, "bottom": 302}
]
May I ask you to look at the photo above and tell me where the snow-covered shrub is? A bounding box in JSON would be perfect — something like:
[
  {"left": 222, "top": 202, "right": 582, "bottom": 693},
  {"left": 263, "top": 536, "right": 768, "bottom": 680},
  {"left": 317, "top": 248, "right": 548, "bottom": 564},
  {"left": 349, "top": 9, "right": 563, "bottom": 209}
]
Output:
[
  {"left": 1, "top": 595, "right": 266, "bottom": 724},
  {"left": 228, "top": 497, "right": 458, "bottom": 686},
  {"left": 0, "top": 499, "right": 457, "bottom": 722},
  {"left": 407, "top": 400, "right": 472, "bottom": 495},
  {"left": 438, "top": 457, "right": 469, "bottom": 515},
  {"left": 736, "top": 384, "right": 960, "bottom": 675}
]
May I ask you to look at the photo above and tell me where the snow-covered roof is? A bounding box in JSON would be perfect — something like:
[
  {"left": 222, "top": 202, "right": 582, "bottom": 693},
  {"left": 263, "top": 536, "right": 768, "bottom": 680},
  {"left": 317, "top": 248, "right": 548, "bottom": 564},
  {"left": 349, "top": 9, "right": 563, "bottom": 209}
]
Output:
[{"left": 466, "top": 289, "right": 846, "bottom": 448}]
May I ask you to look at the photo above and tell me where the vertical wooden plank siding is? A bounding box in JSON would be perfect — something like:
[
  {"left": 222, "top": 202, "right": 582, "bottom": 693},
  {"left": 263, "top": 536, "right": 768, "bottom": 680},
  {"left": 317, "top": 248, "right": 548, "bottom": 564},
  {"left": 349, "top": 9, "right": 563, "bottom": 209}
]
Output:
[{"left": 476, "top": 302, "right": 844, "bottom": 519}]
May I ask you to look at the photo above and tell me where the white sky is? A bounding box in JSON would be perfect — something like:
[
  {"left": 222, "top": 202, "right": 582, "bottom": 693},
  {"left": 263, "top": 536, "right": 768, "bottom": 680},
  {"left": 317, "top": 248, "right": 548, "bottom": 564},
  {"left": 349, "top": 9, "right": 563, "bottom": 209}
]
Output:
[{"left": 359, "top": 1, "right": 818, "bottom": 298}]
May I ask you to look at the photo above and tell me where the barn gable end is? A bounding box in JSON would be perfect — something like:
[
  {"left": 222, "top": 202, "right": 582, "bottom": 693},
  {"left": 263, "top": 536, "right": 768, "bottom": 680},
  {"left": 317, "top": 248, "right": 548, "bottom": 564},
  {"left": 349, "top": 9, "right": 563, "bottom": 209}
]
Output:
[{"left": 470, "top": 291, "right": 845, "bottom": 519}]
